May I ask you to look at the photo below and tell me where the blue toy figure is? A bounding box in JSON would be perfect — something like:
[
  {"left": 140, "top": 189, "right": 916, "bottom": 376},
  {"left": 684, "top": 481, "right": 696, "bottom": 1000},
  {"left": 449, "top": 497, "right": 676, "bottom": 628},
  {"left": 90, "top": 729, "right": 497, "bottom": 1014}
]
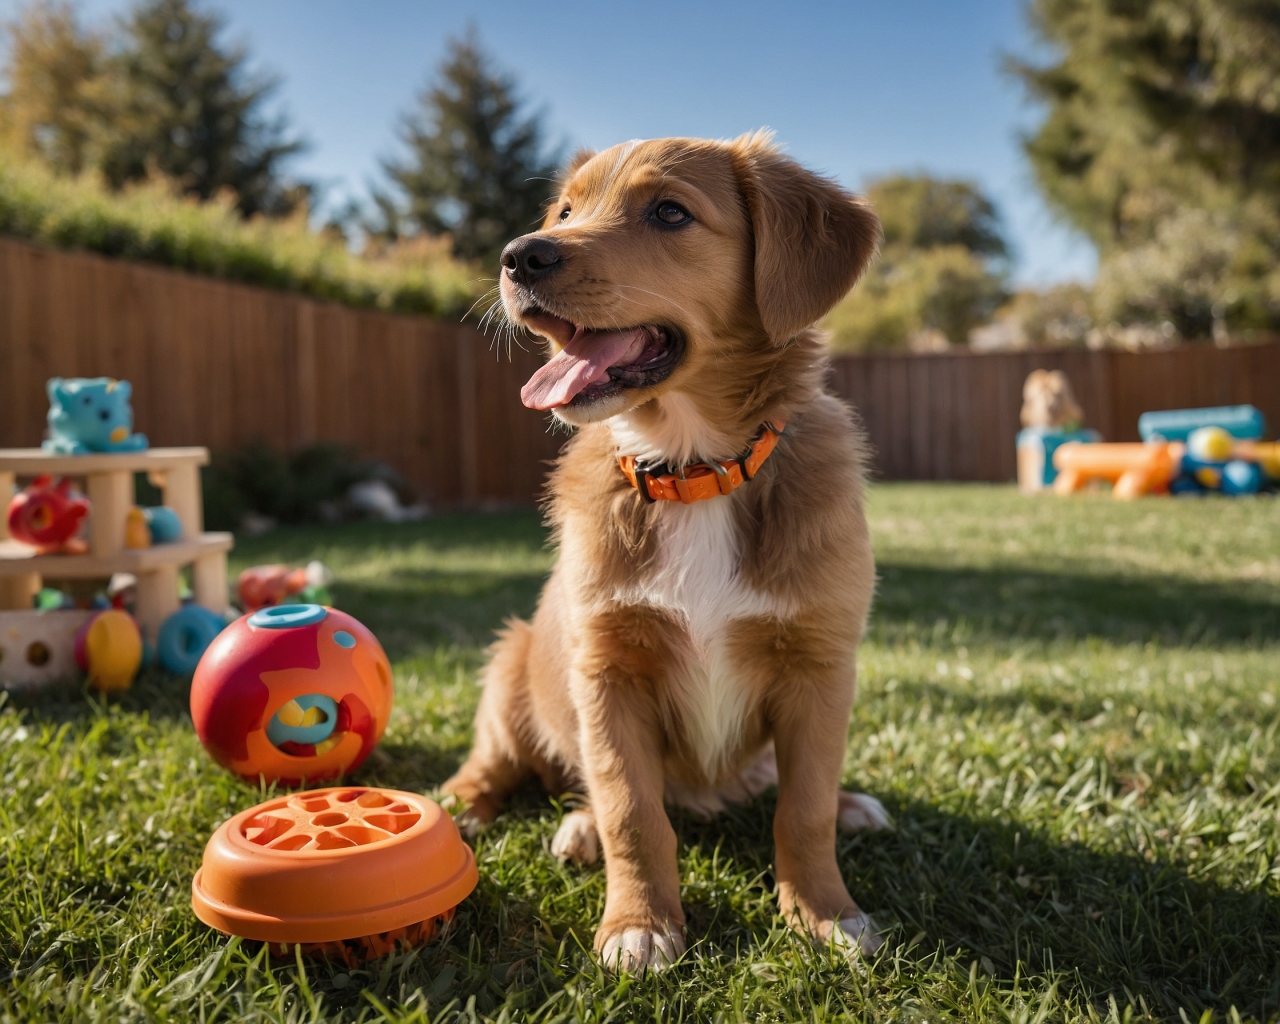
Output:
[{"left": 43, "top": 378, "right": 149, "bottom": 454}]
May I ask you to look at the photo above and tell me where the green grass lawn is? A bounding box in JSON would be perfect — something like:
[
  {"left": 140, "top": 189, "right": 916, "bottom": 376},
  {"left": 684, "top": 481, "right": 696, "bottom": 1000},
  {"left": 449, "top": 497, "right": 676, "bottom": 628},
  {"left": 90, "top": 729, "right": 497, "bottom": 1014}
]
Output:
[{"left": 2, "top": 485, "right": 1279, "bottom": 1023}]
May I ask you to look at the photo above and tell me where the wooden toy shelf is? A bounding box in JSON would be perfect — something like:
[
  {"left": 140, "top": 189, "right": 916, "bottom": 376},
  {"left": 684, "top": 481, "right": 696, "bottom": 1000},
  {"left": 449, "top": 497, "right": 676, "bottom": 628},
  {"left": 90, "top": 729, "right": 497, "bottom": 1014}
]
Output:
[{"left": 0, "top": 447, "right": 233, "bottom": 640}]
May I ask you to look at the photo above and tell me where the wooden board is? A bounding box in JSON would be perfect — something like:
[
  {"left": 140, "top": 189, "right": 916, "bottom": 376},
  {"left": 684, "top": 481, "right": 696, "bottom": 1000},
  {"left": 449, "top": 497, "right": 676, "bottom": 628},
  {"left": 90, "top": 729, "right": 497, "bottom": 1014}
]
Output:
[
  {"left": 0, "top": 447, "right": 209, "bottom": 475},
  {"left": 0, "top": 532, "right": 233, "bottom": 579}
]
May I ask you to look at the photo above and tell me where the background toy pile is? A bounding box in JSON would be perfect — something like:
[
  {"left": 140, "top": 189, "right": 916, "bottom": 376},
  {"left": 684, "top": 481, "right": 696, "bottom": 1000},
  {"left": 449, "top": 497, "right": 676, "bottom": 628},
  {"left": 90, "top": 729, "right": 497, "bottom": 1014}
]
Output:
[{"left": 1016, "top": 371, "right": 1277, "bottom": 499}]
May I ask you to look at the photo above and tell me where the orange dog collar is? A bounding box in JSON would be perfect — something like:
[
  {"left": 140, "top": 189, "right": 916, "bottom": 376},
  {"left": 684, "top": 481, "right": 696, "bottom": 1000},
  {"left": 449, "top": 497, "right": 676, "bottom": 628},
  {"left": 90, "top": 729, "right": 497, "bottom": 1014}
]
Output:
[{"left": 618, "top": 421, "right": 786, "bottom": 504}]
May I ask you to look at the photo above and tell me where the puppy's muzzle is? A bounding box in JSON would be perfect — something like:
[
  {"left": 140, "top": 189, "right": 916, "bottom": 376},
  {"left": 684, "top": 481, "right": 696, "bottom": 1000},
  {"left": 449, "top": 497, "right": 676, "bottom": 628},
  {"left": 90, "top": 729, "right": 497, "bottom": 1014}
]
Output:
[{"left": 501, "top": 235, "right": 562, "bottom": 286}]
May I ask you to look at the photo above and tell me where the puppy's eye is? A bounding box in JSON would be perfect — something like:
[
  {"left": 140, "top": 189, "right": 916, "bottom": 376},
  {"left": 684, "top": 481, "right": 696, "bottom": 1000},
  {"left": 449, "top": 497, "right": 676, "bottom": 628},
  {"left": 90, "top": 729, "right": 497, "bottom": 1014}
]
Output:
[
  {"left": 559, "top": 206, "right": 571, "bottom": 222},
  {"left": 653, "top": 201, "right": 692, "bottom": 226}
]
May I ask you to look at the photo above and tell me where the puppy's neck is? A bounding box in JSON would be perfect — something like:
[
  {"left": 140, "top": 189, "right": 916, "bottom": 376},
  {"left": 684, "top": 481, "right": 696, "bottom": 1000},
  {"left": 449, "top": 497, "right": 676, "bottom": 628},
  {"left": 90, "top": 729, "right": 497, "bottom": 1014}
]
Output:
[{"left": 609, "top": 393, "right": 745, "bottom": 468}]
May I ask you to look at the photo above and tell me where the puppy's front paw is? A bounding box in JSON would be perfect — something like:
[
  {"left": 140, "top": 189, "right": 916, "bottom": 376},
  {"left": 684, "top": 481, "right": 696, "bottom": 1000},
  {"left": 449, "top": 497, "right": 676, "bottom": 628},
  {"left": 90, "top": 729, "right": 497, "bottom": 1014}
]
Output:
[
  {"left": 819, "top": 912, "right": 884, "bottom": 958},
  {"left": 838, "top": 791, "right": 892, "bottom": 832},
  {"left": 596, "top": 925, "right": 685, "bottom": 973},
  {"left": 550, "top": 810, "right": 599, "bottom": 865}
]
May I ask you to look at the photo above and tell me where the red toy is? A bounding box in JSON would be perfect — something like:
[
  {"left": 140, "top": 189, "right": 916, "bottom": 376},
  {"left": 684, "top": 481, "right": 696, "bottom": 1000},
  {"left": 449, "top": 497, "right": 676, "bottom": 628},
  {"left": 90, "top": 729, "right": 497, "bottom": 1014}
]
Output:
[
  {"left": 6, "top": 475, "right": 89, "bottom": 554},
  {"left": 238, "top": 565, "right": 307, "bottom": 611},
  {"left": 189, "top": 605, "right": 393, "bottom": 785}
]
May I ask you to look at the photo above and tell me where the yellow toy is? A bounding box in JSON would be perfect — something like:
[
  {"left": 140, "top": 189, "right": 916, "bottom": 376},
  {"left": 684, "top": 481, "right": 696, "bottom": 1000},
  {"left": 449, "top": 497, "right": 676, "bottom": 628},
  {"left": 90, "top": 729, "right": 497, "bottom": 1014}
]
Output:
[
  {"left": 1187, "top": 426, "right": 1235, "bottom": 463},
  {"left": 124, "top": 507, "right": 151, "bottom": 549},
  {"left": 75, "top": 609, "right": 143, "bottom": 692}
]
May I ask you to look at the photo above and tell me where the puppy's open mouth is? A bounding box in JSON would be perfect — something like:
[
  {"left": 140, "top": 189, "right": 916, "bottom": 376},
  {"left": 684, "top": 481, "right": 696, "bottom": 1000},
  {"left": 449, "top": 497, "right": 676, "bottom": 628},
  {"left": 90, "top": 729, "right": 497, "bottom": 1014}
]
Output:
[{"left": 519, "top": 309, "right": 683, "bottom": 411}]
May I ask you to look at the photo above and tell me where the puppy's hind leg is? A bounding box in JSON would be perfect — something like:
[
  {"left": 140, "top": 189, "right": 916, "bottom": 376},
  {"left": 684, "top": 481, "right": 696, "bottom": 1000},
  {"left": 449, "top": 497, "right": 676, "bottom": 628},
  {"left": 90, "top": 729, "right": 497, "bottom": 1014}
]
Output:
[{"left": 441, "top": 620, "right": 537, "bottom": 836}]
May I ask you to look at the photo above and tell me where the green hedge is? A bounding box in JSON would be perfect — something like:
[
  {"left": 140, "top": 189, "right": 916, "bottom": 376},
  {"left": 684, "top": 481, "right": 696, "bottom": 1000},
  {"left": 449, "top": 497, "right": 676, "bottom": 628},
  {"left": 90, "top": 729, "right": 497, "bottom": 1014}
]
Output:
[{"left": 0, "top": 156, "right": 481, "bottom": 317}]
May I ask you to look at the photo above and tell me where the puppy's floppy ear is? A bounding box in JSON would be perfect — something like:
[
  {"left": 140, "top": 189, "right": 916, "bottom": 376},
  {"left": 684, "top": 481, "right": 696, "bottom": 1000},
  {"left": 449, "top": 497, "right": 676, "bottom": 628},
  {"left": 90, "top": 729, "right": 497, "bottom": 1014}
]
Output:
[
  {"left": 733, "top": 134, "right": 881, "bottom": 342},
  {"left": 562, "top": 148, "right": 596, "bottom": 182}
]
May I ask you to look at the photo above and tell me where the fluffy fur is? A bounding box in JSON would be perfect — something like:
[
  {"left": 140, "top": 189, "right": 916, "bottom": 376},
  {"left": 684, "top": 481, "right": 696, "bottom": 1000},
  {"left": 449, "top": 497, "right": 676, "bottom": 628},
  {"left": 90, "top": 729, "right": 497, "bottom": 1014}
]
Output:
[
  {"left": 443, "top": 132, "right": 887, "bottom": 972},
  {"left": 1021, "top": 369, "right": 1085, "bottom": 430}
]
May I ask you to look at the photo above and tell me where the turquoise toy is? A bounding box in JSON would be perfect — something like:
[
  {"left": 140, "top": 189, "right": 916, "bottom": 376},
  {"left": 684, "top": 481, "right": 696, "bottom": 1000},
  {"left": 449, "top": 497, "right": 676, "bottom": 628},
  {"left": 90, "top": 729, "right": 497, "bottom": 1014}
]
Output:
[
  {"left": 1017, "top": 427, "right": 1101, "bottom": 491},
  {"left": 43, "top": 378, "right": 149, "bottom": 455},
  {"left": 1138, "top": 405, "right": 1265, "bottom": 444},
  {"left": 157, "top": 604, "right": 228, "bottom": 675},
  {"left": 143, "top": 506, "right": 183, "bottom": 543}
]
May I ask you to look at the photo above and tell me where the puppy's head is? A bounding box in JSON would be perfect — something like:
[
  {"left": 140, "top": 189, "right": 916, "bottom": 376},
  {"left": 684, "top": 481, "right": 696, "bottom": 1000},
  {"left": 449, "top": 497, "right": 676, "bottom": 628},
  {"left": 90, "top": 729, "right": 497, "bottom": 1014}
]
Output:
[{"left": 501, "top": 132, "right": 880, "bottom": 432}]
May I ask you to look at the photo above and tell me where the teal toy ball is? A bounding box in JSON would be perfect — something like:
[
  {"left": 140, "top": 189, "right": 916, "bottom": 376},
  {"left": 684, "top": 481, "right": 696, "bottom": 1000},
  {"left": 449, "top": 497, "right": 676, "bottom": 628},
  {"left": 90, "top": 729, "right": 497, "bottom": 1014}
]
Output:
[
  {"left": 144, "top": 506, "right": 183, "bottom": 543},
  {"left": 158, "top": 605, "right": 227, "bottom": 675},
  {"left": 1222, "top": 460, "right": 1262, "bottom": 496}
]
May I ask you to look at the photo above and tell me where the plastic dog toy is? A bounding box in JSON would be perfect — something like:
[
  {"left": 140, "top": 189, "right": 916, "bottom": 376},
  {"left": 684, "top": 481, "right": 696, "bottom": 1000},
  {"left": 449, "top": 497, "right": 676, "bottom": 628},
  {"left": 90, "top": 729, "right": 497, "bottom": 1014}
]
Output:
[
  {"left": 1138, "top": 404, "right": 1265, "bottom": 444},
  {"left": 43, "top": 377, "right": 149, "bottom": 454},
  {"left": 74, "top": 609, "right": 143, "bottom": 692},
  {"left": 144, "top": 506, "right": 183, "bottom": 543},
  {"left": 237, "top": 562, "right": 333, "bottom": 612},
  {"left": 1053, "top": 442, "right": 1184, "bottom": 499},
  {"left": 157, "top": 604, "right": 227, "bottom": 675},
  {"left": 191, "top": 786, "right": 477, "bottom": 965},
  {"left": 189, "top": 605, "right": 392, "bottom": 785},
  {"left": 7, "top": 476, "right": 90, "bottom": 554},
  {"left": 124, "top": 507, "right": 151, "bottom": 549}
]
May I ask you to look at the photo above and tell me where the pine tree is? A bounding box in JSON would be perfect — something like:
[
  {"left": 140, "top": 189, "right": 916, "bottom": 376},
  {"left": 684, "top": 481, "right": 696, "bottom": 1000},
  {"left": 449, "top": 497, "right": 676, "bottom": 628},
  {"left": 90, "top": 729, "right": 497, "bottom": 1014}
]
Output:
[
  {"left": 100, "top": 0, "right": 306, "bottom": 216},
  {"left": 379, "top": 33, "right": 560, "bottom": 268}
]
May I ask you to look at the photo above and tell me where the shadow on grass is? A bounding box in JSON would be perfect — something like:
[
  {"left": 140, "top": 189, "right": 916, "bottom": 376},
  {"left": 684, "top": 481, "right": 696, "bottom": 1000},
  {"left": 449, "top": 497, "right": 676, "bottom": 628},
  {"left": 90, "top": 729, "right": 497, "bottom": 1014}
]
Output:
[
  {"left": 661, "top": 791, "right": 1280, "bottom": 1020},
  {"left": 874, "top": 561, "right": 1280, "bottom": 647},
  {"left": 227, "top": 512, "right": 549, "bottom": 565}
]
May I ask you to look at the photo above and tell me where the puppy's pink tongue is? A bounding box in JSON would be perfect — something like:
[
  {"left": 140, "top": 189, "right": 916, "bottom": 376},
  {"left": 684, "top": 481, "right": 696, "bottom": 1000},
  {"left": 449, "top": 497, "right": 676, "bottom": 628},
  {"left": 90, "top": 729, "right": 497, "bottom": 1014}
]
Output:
[{"left": 521, "top": 328, "right": 646, "bottom": 410}]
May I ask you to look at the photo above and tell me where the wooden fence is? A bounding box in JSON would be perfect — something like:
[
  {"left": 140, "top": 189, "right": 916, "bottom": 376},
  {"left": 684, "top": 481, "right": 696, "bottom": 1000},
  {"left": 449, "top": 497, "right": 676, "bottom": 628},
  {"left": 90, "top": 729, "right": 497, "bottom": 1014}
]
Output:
[
  {"left": 831, "top": 341, "right": 1280, "bottom": 481},
  {"left": 0, "top": 236, "right": 561, "bottom": 506},
  {"left": 2, "top": 235, "right": 1276, "bottom": 497}
]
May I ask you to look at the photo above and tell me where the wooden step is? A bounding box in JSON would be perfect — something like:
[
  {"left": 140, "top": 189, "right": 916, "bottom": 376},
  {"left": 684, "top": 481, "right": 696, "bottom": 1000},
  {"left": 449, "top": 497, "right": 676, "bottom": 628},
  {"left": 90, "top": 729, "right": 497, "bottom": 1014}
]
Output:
[{"left": 0, "top": 533, "right": 233, "bottom": 579}]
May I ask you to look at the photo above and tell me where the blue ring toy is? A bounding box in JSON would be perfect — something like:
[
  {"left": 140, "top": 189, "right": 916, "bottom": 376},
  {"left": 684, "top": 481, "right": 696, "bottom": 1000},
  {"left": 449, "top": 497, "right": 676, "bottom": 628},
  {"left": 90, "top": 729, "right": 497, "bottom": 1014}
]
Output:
[
  {"left": 248, "top": 604, "right": 328, "bottom": 630},
  {"left": 266, "top": 693, "right": 339, "bottom": 748},
  {"left": 157, "top": 604, "right": 226, "bottom": 675}
]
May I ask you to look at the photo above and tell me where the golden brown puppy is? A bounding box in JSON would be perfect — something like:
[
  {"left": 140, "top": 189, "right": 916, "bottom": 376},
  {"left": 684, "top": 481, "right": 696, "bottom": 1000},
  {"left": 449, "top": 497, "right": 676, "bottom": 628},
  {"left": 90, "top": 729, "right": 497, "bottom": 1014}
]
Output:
[{"left": 442, "top": 132, "right": 887, "bottom": 972}]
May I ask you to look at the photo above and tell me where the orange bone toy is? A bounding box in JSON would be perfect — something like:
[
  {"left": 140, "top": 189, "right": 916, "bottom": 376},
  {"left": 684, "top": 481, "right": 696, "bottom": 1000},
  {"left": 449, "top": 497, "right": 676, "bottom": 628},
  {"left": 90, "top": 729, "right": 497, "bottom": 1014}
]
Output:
[
  {"left": 1053, "top": 441, "right": 1185, "bottom": 499},
  {"left": 191, "top": 786, "right": 477, "bottom": 965}
]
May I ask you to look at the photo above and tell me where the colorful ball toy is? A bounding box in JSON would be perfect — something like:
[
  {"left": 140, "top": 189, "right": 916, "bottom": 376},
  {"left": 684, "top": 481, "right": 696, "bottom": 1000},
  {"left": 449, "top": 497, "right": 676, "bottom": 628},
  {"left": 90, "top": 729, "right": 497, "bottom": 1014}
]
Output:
[
  {"left": 189, "top": 605, "right": 393, "bottom": 785},
  {"left": 1187, "top": 425, "right": 1235, "bottom": 463},
  {"left": 191, "top": 786, "right": 477, "bottom": 965},
  {"left": 7, "top": 475, "right": 89, "bottom": 554},
  {"left": 74, "top": 609, "right": 144, "bottom": 693}
]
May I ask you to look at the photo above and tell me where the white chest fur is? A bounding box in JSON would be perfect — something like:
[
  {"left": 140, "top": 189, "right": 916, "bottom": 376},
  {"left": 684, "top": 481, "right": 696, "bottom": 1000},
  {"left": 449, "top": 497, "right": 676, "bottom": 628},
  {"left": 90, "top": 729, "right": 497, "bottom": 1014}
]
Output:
[{"left": 617, "top": 498, "right": 788, "bottom": 782}]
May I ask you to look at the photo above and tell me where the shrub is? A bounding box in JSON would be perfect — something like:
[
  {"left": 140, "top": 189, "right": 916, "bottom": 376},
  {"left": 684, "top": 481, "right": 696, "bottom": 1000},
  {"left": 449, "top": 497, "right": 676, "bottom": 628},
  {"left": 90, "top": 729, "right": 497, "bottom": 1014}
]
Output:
[
  {"left": 0, "top": 155, "right": 481, "bottom": 317},
  {"left": 201, "top": 441, "right": 404, "bottom": 530}
]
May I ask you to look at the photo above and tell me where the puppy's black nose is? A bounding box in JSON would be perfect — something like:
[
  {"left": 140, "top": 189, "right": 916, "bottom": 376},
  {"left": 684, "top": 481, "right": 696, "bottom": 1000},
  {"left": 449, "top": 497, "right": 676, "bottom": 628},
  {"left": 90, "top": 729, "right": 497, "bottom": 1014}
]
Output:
[{"left": 501, "top": 235, "right": 562, "bottom": 285}]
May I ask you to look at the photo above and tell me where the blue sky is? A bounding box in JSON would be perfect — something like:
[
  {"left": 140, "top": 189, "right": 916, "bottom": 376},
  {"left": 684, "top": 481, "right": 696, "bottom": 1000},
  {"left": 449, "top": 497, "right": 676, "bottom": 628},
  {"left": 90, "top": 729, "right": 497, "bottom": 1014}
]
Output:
[{"left": 0, "top": 0, "right": 1097, "bottom": 286}]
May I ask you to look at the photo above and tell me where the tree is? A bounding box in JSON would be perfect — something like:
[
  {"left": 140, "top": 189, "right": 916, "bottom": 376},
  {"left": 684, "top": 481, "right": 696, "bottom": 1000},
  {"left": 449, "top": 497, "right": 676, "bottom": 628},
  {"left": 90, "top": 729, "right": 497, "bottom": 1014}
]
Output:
[
  {"left": 824, "top": 175, "right": 1010, "bottom": 351},
  {"left": 378, "top": 33, "right": 561, "bottom": 268},
  {"left": 0, "top": 2, "right": 107, "bottom": 174},
  {"left": 0, "top": 0, "right": 306, "bottom": 217},
  {"left": 101, "top": 0, "right": 306, "bottom": 216},
  {"left": 1010, "top": 0, "right": 1280, "bottom": 336}
]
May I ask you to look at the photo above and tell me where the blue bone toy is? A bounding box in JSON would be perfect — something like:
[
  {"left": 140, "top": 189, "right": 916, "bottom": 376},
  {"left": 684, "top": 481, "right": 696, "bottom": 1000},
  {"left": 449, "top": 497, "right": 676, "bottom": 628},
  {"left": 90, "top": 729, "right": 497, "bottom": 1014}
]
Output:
[{"left": 43, "top": 378, "right": 149, "bottom": 454}]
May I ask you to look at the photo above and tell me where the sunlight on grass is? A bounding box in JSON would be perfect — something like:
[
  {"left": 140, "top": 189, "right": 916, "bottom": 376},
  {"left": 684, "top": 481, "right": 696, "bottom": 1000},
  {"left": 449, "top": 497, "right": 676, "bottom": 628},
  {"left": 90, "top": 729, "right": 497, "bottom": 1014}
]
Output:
[{"left": 2, "top": 487, "right": 1277, "bottom": 1022}]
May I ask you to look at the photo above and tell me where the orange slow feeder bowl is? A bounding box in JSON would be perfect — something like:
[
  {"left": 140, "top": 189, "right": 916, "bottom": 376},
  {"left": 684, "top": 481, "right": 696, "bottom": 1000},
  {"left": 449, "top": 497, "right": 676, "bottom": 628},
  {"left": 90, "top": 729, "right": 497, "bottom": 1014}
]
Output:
[{"left": 192, "top": 786, "right": 477, "bottom": 965}]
